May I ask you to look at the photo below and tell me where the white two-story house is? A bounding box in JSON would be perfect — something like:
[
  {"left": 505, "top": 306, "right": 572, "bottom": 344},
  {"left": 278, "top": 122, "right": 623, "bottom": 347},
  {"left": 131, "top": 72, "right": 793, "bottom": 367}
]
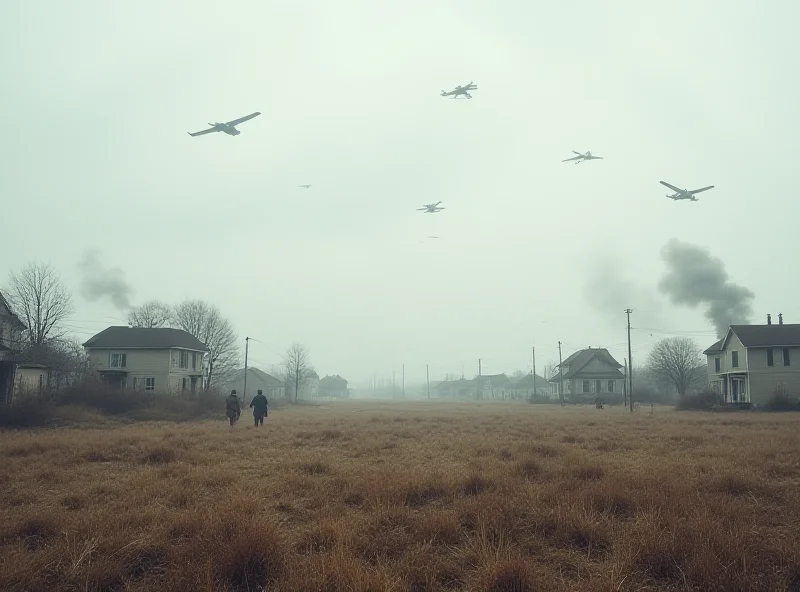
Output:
[
  {"left": 83, "top": 326, "right": 209, "bottom": 395},
  {"left": 703, "top": 314, "right": 800, "bottom": 406}
]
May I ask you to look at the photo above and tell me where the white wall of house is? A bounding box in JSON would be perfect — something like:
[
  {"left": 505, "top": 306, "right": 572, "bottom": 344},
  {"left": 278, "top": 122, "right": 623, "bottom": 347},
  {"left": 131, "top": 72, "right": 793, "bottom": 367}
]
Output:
[
  {"left": 15, "top": 366, "right": 48, "bottom": 395},
  {"left": 88, "top": 348, "right": 205, "bottom": 394}
]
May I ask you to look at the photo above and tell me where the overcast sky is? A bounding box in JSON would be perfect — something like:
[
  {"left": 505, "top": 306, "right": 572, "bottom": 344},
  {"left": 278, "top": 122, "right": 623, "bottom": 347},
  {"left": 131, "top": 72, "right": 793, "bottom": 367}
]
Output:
[{"left": 1, "top": 0, "right": 797, "bottom": 386}]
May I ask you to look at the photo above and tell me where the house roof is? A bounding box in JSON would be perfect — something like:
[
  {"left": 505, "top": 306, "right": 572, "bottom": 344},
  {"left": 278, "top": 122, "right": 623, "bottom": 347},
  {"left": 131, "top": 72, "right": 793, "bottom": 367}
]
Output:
[
  {"left": 232, "top": 367, "right": 283, "bottom": 388},
  {"left": 0, "top": 291, "right": 26, "bottom": 330},
  {"left": 728, "top": 324, "right": 800, "bottom": 348},
  {"left": 320, "top": 374, "right": 348, "bottom": 386},
  {"left": 703, "top": 338, "right": 724, "bottom": 355},
  {"left": 435, "top": 378, "right": 475, "bottom": 389},
  {"left": 513, "top": 373, "right": 549, "bottom": 388},
  {"left": 549, "top": 347, "right": 623, "bottom": 381},
  {"left": 83, "top": 326, "right": 209, "bottom": 351},
  {"left": 3, "top": 353, "right": 47, "bottom": 368},
  {"left": 305, "top": 369, "right": 320, "bottom": 379}
]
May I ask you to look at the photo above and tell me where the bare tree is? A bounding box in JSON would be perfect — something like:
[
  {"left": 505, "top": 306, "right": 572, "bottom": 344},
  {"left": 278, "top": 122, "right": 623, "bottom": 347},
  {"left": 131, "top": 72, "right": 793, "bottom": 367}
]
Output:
[
  {"left": 647, "top": 337, "right": 704, "bottom": 397},
  {"left": 172, "top": 299, "right": 239, "bottom": 390},
  {"left": 127, "top": 300, "right": 172, "bottom": 328},
  {"left": 283, "top": 343, "right": 309, "bottom": 403},
  {"left": 7, "top": 262, "right": 74, "bottom": 346},
  {"left": 544, "top": 361, "right": 560, "bottom": 380}
]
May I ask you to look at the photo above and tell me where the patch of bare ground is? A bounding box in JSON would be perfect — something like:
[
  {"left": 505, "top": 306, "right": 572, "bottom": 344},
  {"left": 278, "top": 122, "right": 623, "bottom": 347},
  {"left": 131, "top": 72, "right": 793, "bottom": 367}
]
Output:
[{"left": 1, "top": 401, "right": 800, "bottom": 590}]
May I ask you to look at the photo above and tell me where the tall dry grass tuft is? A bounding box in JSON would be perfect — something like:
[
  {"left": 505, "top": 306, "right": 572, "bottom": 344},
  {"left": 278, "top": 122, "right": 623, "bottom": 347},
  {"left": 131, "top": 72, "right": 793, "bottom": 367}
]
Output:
[{"left": 2, "top": 401, "right": 800, "bottom": 590}]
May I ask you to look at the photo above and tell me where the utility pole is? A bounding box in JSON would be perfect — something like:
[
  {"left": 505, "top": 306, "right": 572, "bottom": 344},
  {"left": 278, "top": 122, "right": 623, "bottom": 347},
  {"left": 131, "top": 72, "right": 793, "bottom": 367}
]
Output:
[
  {"left": 623, "top": 358, "right": 628, "bottom": 408},
  {"left": 477, "top": 358, "right": 482, "bottom": 400},
  {"left": 392, "top": 370, "right": 396, "bottom": 399},
  {"left": 625, "top": 309, "right": 633, "bottom": 412},
  {"left": 532, "top": 346, "right": 536, "bottom": 395},
  {"left": 402, "top": 364, "right": 405, "bottom": 398},
  {"left": 242, "top": 337, "right": 250, "bottom": 405},
  {"left": 558, "top": 341, "right": 564, "bottom": 406},
  {"left": 426, "top": 364, "right": 430, "bottom": 399}
]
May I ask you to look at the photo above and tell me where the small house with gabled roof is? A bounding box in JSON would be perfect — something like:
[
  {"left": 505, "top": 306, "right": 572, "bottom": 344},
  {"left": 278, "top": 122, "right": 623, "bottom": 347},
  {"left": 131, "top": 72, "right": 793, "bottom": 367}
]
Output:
[{"left": 548, "top": 347, "right": 625, "bottom": 402}]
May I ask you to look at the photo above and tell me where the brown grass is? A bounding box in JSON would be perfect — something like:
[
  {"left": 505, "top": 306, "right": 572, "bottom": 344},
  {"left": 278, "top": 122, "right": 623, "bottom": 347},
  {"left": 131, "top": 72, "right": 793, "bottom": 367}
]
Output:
[{"left": 1, "top": 401, "right": 799, "bottom": 591}]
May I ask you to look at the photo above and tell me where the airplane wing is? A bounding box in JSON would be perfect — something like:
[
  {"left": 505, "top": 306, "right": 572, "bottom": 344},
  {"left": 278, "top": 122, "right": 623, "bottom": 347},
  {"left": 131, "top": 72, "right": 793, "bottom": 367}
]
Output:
[
  {"left": 188, "top": 127, "right": 218, "bottom": 137},
  {"left": 225, "top": 112, "right": 261, "bottom": 126},
  {"left": 659, "top": 181, "right": 683, "bottom": 193},
  {"left": 572, "top": 151, "right": 583, "bottom": 156},
  {"left": 562, "top": 155, "right": 582, "bottom": 162},
  {"left": 689, "top": 185, "right": 714, "bottom": 194}
]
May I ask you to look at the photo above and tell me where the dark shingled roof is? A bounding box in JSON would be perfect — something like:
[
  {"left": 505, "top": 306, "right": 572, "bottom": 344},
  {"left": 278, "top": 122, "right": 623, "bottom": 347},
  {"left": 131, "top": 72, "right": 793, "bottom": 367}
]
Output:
[
  {"left": 729, "top": 324, "right": 800, "bottom": 348},
  {"left": 83, "top": 326, "right": 209, "bottom": 351},
  {"left": 703, "top": 338, "right": 724, "bottom": 355},
  {"left": 512, "top": 373, "right": 549, "bottom": 388},
  {"left": 0, "top": 291, "right": 26, "bottom": 330}
]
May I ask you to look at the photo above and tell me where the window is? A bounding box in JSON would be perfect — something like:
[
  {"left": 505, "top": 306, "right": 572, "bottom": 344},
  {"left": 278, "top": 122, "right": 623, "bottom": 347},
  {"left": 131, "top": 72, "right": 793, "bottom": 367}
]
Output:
[
  {"left": 110, "top": 352, "right": 127, "bottom": 368},
  {"left": 192, "top": 352, "right": 197, "bottom": 370},
  {"left": 182, "top": 377, "right": 187, "bottom": 391},
  {"left": 714, "top": 357, "right": 720, "bottom": 372},
  {"left": 582, "top": 380, "right": 591, "bottom": 393},
  {"left": 0, "top": 326, "right": 4, "bottom": 345},
  {"left": 767, "top": 349, "right": 774, "bottom": 367},
  {"left": 731, "top": 351, "right": 739, "bottom": 368},
  {"left": 133, "top": 377, "right": 155, "bottom": 391},
  {"left": 179, "top": 351, "right": 189, "bottom": 369},
  {"left": 608, "top": 380, "right": 615, "bottom": 393},
  {"left": 784, "top": 348, "right": 791, "bottom": 366}
]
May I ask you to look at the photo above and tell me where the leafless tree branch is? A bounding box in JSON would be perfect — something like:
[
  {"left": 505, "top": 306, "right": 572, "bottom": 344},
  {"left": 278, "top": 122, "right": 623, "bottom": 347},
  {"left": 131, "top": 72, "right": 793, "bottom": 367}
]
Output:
[
  {"left": 172, "top": 299, "right": 239, "bottom": 390},
  {"left": 283, "top": 343, "right": 309, "bottom": 404},
  {"left": 7, "top": 262, "right": 74, "bottom": 346},
  {"left": 647, "top": 337, "right": 704, "bottom": 397},
  {"left": 127, "top": 300, "right": 173, "bottom": 328}
]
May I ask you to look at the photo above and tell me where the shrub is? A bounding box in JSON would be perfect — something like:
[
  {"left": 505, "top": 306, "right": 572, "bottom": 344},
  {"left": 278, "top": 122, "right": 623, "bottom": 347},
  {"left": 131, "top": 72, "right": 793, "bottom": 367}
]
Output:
[
  {"left": 764, "top": 392, "right": 799, "bottom": 411},
  {"left": 676, "top": 389, "right": 722, "bottom": 411}
]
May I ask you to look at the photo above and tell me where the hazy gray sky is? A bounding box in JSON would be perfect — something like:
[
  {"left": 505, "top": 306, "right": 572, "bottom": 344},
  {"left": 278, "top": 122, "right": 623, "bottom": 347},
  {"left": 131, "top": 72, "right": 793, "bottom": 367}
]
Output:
[{"left": 2, "top": 0, "right": 797, "bottom": 385}]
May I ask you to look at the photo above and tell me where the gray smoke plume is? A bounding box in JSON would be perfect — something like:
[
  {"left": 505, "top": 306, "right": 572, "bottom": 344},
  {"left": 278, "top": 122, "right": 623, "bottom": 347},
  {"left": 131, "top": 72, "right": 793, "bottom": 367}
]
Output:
[
  {"left": 79, "top": 249, "right": 133, "bottom": 310},
  {"left": 658, "top": 238, "right": 754, "bottom": 338},
  {"left": 583, "top": 257, "right": 663, "bottom": 327}
]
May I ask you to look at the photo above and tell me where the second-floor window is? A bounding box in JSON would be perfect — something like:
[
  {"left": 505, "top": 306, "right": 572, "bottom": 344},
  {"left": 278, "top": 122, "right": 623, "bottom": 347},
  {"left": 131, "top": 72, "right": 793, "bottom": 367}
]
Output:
[
  {"left": 732, "top": 351, "right": 739, "bottom": 368},
  {"left": 192, "top": 352, "right": 197, "bottom": 370},
  {"left": 110, "top": 352, "right": 127, "bottom": 368},
  {"left": 767, "top": 349, "right": 774, "bottom": 367},
  {"left": 715, "top": 357, "right": 720, "bottom": 372},
  {"left": 179, "top": 351, "right": 189, "bottom": 369}
]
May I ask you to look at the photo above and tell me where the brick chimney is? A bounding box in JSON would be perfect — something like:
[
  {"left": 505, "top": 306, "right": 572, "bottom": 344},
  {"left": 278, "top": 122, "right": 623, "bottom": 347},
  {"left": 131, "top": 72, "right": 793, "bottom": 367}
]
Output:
[
  {"left": 767, "top": 314, "right": 772, "bottom": 325},
  {"left": 779, "top": 313, "right": 783, "bottom": 325}
]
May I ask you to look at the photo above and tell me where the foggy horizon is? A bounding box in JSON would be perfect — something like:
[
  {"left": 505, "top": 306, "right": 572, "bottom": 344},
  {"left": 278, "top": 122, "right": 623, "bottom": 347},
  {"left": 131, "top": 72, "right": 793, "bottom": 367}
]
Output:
[{"left": 2, "top": 0, "right": 796, "bottom": 386}]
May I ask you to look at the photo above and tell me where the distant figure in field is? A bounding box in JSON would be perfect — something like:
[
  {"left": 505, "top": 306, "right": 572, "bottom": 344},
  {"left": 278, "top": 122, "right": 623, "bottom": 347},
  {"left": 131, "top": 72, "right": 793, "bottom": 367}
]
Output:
[
  {"left": 250, "top": 389, "right": 268, "bottom": 426},
  {"left": 225, "top": 389, "right": 241, "bottom": 431}
]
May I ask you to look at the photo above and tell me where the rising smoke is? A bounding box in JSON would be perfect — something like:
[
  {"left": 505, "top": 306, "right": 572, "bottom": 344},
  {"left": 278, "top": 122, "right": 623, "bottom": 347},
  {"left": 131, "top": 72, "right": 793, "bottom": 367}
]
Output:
[
  {"left": 583, "top": 257, "right": 662, "bottom": 327},
  {"left": 658, "top": 238, "right": 754, "bottom": 338},
  {"left": 79, "top": 249, "right": 133, "bottom": 310}
]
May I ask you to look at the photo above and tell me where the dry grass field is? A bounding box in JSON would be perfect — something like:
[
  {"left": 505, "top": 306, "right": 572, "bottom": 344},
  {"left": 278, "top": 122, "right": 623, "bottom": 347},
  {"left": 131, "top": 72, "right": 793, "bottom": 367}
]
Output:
[{"left": 1, "top": 401, "right": 799, "bottom": 591}]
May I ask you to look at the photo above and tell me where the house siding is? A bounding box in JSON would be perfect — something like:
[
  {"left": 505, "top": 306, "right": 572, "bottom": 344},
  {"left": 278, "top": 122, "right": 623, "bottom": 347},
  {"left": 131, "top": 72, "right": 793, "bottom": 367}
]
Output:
[
  {"left": 746, "top": 346, "right": 800, "bottom": 404},
  {"left": 89, "top": 348, "right": 171, "bottom": 392},
  {"left": 15, "top": 367, "right": 48, "bottom": 394}
]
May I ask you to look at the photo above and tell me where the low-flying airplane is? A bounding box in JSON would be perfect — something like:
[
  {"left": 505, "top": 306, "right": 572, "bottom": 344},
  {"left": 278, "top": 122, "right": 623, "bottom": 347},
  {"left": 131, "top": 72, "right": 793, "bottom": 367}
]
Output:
[
  {"left": 441, "top": 82, "right": 477, "bottom": 99},
  {"left": 562, "top": 150, "right": 603, "bottom": 164},
  {"left": 659, "top": 181, "right": 715, "bottom": 201},
  {"left": 417, "top": 201, "right": 445, "bottom": 213},
  {"left": 428, "top": 235, "right": 440, "bottom": 239},
  {"left": 187, "top": 112, "right": 261, "bottom": 137},
  {"left": 299, "top": 184, "right": 312, "bottom": 189}
]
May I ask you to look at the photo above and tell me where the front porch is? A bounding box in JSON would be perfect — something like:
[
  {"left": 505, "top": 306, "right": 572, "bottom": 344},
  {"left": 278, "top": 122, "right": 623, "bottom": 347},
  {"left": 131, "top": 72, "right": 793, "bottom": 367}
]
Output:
[
  {"left": 710, "top": 372, "right": 749, "bottom": 403},
  {"left": 98, "top": 370, "right": 129, "bottom": 391}
]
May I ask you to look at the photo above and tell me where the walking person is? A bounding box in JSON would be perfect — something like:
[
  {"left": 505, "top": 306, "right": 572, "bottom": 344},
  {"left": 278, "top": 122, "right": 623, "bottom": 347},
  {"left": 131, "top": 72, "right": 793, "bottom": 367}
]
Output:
[
  {"left": 249, "top": 388, "right": 268, "bottom": 427},
  {"left": 225, "top": 389, "right": 241, "bottom": 431}
]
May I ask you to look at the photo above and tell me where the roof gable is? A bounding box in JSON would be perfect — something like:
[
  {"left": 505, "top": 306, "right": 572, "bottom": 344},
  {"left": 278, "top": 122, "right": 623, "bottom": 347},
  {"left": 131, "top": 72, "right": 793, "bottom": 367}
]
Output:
[
  {"left": 83, "top": 326, "right": 209, "bottom": 351},
  {"left": 554, "top": 348, "right": 623, "bottom": 379},
  {"left": 513, "top": 373, "right": 548, "bottom": 388},
  {"left": 0, "top": 291, "right": 26, "bottom": 330}
]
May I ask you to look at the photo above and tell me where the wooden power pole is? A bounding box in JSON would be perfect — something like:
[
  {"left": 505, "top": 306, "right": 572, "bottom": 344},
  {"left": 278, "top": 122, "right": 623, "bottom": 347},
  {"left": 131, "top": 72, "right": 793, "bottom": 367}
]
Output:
[
  {"left": 477, "top": 358, "right": 482, "bottom": 400},
  {"left": 625, "top": 309, "right": 633, "bottom": 412},
  {"left": 242, "top": 336, "right": 250, "bottom": 405},
  {"left": 426, "top": 364, "right": 430, "bottom": 399},
  {"left": 402, "top": 364, "right": 405, "bottom": 398},
  {"left": 532, "top": 346, "right": 536, "bottom": 395},
  {"left": 558, "top": 341, "right": 564, "bottom": 405}
]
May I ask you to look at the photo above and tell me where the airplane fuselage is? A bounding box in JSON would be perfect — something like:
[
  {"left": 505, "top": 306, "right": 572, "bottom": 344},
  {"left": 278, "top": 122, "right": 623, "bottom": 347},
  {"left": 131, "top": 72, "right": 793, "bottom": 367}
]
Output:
[
  {"left": 667, "top": 192, "right": 697, "bottom": 201},
  {"left": 210, "top": 122, "right": 240, "bottom": 136}
]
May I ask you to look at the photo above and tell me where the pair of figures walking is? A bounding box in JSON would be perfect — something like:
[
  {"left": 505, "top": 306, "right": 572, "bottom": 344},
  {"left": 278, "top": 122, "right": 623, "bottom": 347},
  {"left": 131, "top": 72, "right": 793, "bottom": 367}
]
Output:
[{"left": 225, "top": 389, "right": 269, "bottom": 431}]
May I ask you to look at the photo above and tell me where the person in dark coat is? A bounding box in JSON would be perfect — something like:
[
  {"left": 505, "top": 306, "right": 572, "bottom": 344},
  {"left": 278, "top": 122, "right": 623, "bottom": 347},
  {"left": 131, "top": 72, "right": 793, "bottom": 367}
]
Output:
[
  {"left": 225, "top": 389, "right": 241, "bottom": 431},
  {"left": 249, "top": 389, "right": 269, "bottom": 426}
]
